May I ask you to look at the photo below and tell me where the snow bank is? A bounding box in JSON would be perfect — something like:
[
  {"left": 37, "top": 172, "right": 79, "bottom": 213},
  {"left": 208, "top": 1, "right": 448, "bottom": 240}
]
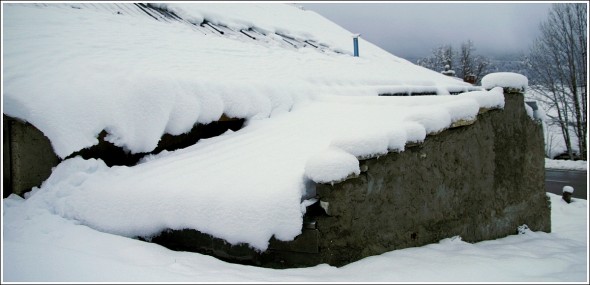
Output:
[
  {"left": 481, "top": 72, "right": 528, "bottom": 90},
  {"left": 545, "top": 158, "right": 588, "bottom": 170},
  {"left": 2, "top": 192, "right": 587, "bottom": 282}
]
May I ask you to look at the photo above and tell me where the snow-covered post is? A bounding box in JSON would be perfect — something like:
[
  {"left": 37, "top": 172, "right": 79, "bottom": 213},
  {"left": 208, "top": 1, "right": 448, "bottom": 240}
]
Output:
[
  {"left": 352, "top": 34, "right": 360, "bottom": 57},
  {"left": 481, "top": 72, "right": 528, "bottom": 94},
  {"left": 481, "top": 72, "right": 542, "bottom": 121},
  {"left": 562, "top": 186, "right": 574, "bottom": 203}
]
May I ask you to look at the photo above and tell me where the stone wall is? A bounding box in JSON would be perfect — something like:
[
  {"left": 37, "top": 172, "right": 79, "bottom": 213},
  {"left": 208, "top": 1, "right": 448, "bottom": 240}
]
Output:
[
  {"left": 310, "top": 90, "right": 549, "bottom": 266},
  {"left": 149, "top": 89, "right": 550, "bottom": 268}
]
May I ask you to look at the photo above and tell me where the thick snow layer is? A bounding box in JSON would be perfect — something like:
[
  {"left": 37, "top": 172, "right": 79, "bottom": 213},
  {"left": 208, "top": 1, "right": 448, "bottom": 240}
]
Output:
[
  {"left": 4, "top": 3, "right": 509, "bottom": 254},
  {"left": 562, "top": 186, "right": 575, "bottom": 194},
  {"left": 3, "top": 3, "right": 476, "bottom": 158},
  {"left": 545, "top": 158, "right": 588, "bottom": 170},
  {"left": 20, "top": 88, "right": 504, "bottom": 251},
  {"left": 2, "top": 193, "right": 587, "bottom": 282},
  {"left": 305, "top": 147, "right": 361, "bottom": 184},
  {"left": 481, "top": 72, "right": 528, "bottom": 90}
]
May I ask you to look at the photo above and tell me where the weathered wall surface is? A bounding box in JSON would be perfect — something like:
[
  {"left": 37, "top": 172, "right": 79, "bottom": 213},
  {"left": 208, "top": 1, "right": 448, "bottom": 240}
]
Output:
[
  {"left": 3, "top": 115, "right": 61, "bottom": 198},
  {"left": 149, "top": 90, "right": 549, "bottom": 268},
  {"left": 3, "top": 116, "right": 11, "bottom": 197},
  {"left": 312, "top": 91, "right": 549, "bottom": 266}
]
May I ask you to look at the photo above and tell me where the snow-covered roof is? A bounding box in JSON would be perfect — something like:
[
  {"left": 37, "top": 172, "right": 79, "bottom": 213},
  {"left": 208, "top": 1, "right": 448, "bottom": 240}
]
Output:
[
  {"left": 3, "top": 3, "right": 479, "bottom": 158},
  {"left": 3, "top": 3, "right": 504, "bottom": 251}
]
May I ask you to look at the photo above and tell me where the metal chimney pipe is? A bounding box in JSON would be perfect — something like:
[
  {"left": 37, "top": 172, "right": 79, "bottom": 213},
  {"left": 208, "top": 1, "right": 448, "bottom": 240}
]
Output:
[{"left": 352, "top": 34, "right": 360, "bottom": 57}]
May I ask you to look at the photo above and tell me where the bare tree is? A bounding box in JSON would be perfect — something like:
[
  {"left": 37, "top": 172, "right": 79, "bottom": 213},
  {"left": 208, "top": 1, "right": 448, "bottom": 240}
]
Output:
[
  {"left": 417, "top": 44, "right": 455, "bottom": 74},
  {"left": 418, "top": 41, "right": 491, "bottom": 84},
  {"left": 459, "top": 40, "right": 473, "bottom": 80},
  {"left": 459, "top": 40, "right": 490, "bottom": 84},
  {"left": 527, "top": 3, "right": 587, "bottom": 160}
]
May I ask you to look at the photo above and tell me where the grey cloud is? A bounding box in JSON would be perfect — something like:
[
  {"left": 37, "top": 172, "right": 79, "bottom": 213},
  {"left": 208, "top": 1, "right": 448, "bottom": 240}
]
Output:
[{"left": 301, "top": 3, "right": 552, "bottom": 60}]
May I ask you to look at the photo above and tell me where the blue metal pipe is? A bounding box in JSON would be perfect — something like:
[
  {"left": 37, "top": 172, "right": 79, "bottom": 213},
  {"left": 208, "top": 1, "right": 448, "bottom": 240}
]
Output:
[{"left": 353, "top": 37, "right": 359, "bottom": 57}]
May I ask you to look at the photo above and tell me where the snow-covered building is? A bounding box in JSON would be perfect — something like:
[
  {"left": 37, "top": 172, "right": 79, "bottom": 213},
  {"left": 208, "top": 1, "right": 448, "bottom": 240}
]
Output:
[{"left": 2, "top": 3, "right": 549, "bottom": 268}]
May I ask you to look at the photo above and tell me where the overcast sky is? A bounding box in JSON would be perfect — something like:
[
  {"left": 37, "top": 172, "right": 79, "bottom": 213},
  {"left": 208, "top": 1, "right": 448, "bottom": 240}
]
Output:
[{"left": 300, "top": 2, "right": 553, "bottom": 60}]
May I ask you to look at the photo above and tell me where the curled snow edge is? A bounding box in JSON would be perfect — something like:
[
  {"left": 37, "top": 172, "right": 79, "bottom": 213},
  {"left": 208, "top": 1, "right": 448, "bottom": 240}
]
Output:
[{"left": 304, "top": 87, "right": 505, "bottom": 184}]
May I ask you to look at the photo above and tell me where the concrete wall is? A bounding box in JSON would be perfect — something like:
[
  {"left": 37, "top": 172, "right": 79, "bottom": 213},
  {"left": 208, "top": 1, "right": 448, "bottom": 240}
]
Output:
[
  {"left": 3, "top": 116, "right": 11, "bottom": 197},
  {"left": 3, "top": 115, "right": 61, "bottom": 198},
  {"left": 311, "top": 90, "right": 549, "bottom": 266},
  {"left": 149, "top": 90, "right": 550, "bottom": 268}
]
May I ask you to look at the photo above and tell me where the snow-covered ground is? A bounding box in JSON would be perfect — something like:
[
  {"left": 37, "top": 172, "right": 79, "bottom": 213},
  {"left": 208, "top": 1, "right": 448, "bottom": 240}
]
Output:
[
  {"left": 2, "top": 3, "right": 588, "bottom": 282},
  {"left": 546, "top": 158, "right": 588, "bottom": 171},
  {"left": 2, "top": 192, "right": 586, "bottom": 282}
]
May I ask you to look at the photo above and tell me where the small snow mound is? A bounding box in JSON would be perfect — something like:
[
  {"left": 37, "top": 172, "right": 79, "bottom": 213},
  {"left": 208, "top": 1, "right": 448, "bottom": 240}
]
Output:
[
  {"left": 304, "top": 147, "right": 360, "bottom": 184},
  {"left": 330, "top": 132, "right": 389, "bottom": 159},
  {"left": 562, "top": 186, "right": 574, "bottom": 194},
  {"left": 404, "top": 107, "right": 452, "bottom": 134},
  {"left": 438, "top": 235, "right": 463, "bottom": 245},
  {"left": 300, "top": 198, "right": 318, "bottom": 213},
  {"left": 481, "top": 72, "right": 528, "bottom": 91},
  {"left": 462, "top": 87, "right": 505, "bottom": 109},
  {"left": 517, "top": 224, "right": 531, "bottom": 235},
  {"left": 3, "top": 194, "right": 25, "bottom": 208},
  {"left": 403, "top": 122, "right": 427, "bottom": 143},
  {"left": 386, "top": 128, "right": 408, "bottom": 152}
]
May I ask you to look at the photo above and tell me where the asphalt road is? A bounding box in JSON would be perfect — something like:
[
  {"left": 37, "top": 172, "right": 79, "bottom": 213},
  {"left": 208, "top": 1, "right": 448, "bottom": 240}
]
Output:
[{"left": 545, "top": 169, "right": 587, "bottom": 200}]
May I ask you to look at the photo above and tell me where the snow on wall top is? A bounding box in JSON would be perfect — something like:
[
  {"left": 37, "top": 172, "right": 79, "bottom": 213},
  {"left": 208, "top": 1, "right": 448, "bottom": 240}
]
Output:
[
  {"left": 3, "top": 3, "right": 476, "bottom": 158},
  {"left": 24, "top": 88, "right": 505, "bottom": 252},
  {"left": 481, "top": 72, "right": 528, "bottom": 91}
]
